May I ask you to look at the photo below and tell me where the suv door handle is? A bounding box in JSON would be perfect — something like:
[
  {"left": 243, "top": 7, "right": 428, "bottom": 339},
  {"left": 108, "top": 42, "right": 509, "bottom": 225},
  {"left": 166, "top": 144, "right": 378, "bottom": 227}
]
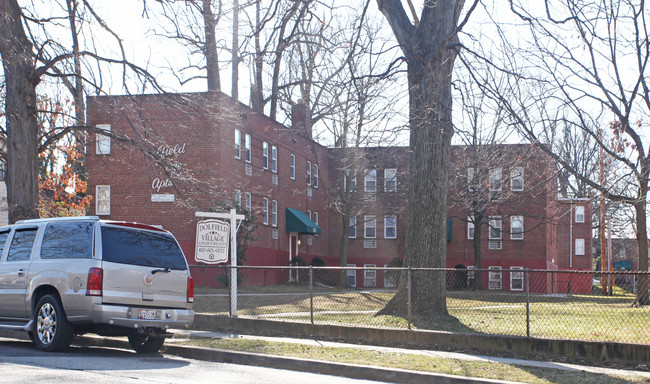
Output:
[{"left": 17, "top": 269, "right": 25, "bottom": 277}]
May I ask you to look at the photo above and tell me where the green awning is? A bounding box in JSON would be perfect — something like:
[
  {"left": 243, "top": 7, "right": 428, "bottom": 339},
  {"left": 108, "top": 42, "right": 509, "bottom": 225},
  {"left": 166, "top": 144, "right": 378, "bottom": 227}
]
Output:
[{"left": 286, "top": 208, "right": 321, "bottom": 235}]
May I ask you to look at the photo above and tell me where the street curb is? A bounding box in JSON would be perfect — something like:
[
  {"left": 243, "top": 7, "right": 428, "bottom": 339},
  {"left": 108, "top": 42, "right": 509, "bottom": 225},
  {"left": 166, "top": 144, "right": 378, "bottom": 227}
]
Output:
[{"left": 74, "top": 335, "right": 522, "bottom": 384}]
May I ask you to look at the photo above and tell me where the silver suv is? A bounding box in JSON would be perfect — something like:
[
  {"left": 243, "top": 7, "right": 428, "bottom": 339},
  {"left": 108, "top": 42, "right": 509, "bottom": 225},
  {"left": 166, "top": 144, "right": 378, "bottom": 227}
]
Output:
[{"left": 0, "top": 216, "right": 194, "bottom": 353}]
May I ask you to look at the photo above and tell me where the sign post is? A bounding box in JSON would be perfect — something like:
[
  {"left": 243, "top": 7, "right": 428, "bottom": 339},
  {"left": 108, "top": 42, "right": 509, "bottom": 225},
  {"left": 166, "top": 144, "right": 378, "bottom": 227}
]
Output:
[{"left": 195, "top": 209, "right": 245, "bottom": 316}]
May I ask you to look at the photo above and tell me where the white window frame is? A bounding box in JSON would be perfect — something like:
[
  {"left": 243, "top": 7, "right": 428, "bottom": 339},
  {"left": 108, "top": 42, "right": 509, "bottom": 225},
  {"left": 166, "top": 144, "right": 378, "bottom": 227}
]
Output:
[
  {"left": 575, "top": 238, "right": 585, "bottom": 256},
  {"left": 234, "top": 190, "right": 241, "bottom": 207},
  {"left": 262, "top": 198, "right": 269, "bottom": 225},
  {"left": 245, "top": 192, "right": 252, "bottom": 212},
  {"left": 344, "top": 170, "right": 357, "bottom": 192},
  {"left": 364, "top": 264, "right": 377, "bottom": 287},
  {"left": 365, "top": 169, "right": 377, "bottom": 193},
  {"left": 467, "top": 216, "right": 475, "bottom": 240},
  {"left": 384, "top": 168, "right": 397, "bottom": 192},
  {"left": 96, "top": 185, "right": 110, "bottom": 215},
  {"left": 244, "top": 133, "right": 251, "bottom": 163},
  {"left": 314, "top": 212, "right": 319, "bottom": 225},
  {"left": 262, "top": 142, "right": 269, "bottom": 169},
  {"left": 346, "top": 264, "right": 357, "bottom": 287},
  {"left": 271, "top": 145, "right": 278, "bottom": 173},
  {"left": 489, "top": 216, "right": 502, "bottom": 240},
  {"left": 489, "top": 266, "right": 503, "bottom": 290},
  {"left": 364, "top": 216, "right": 376, "bottom": 239},
  {"left": 467, "top": 167, "right": 476, "bottom": 191},
  {"left": 510, "top": 215, "right": 524, "bottom": 240},
  {"left": 489, "top": 167, "right": 502, "bottom": 199},
  {"left": 510, "top": 167, "right": 524, "bottom": 191},
  {"left": 96, "top": 124, "right": 111, "bottom": 155},
  {"left": 290, "top": 154, "right": 296, "bottom": 180},
  {"left": 272, "top": 200, "right": 278, "bottom": 227},
  {"left": 307, "top": 161, "right": 312, "bottom": 186},
  {"left": 313, "top": 164, "right": 319, "bottom": 188},
  {"left": 384, "top": 216, "right": 397, "bottom": 239},
  {"left": 348, "top": 216, "right": 357, "bottom": 238},
  {"left": 575, "top": 206, "right": 585, "bottom": 223},
  {"left": 235, "top": 129, "right": 241, "bottom": 159},
  {"left": 510, "top": 267, "right": 524, "bottom": 291}
]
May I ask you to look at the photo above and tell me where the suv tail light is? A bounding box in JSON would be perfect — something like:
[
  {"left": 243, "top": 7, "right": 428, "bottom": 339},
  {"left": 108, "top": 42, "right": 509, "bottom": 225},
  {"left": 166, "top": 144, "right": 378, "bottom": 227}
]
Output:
[
  {"left": 86, "top": 268, "right": 103, "bottom": 296},
  {"left": 187, "top": 277, "right": 194, "bottom": 303}
]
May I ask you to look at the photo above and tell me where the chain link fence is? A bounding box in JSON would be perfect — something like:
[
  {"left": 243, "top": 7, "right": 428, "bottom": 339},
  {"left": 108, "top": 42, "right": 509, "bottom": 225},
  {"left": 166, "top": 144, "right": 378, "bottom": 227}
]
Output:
[{"left": 190, "top": 265, "right": 650, "bottom": 345}]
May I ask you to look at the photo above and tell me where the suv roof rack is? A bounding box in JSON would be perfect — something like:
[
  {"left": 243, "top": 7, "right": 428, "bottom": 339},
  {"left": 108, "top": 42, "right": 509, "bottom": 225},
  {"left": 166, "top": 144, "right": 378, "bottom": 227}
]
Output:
[{"left": 15, "top": 216, "right": 100, "bottom": 224}]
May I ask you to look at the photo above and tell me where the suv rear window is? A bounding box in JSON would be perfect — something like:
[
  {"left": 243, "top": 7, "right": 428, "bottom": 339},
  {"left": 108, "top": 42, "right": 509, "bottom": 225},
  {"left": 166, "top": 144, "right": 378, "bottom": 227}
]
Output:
[
  {"left": 101, "top": 226, "right": 187, "bottom": 270},
  {"left": 41, "top": 222, "right": 93, "bottom": 259}
]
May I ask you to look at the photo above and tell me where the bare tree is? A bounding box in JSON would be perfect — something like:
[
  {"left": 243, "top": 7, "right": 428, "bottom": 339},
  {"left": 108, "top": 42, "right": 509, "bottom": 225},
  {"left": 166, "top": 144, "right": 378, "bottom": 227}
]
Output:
[
  {"left": 376, "top": 0, "right": 479, "bottom": 317},
  {"left": 0, "top": 0, "right": 165, "bottom": 223},
  {"left": 467, "top": 1, "right": 650, "bottom": 305}
]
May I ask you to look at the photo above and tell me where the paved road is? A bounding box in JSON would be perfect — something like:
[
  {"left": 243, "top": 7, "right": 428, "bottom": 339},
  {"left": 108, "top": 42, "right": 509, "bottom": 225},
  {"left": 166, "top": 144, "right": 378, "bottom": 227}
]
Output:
[{"left": 0, "top": 338, "right": 390, "bottom": 384}]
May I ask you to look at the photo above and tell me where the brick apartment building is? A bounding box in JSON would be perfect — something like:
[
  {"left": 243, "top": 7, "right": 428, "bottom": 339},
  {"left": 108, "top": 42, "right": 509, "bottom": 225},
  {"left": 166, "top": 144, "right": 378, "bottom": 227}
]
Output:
[{"left": 86, "top": 91, "right": 592, "bottom": 293}]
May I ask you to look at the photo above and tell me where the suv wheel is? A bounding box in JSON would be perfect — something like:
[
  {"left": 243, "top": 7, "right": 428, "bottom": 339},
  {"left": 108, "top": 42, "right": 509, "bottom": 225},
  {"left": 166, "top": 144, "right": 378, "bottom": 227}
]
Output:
[
  {"left": 128, "top": 332, "right": 165, "bottom": 354},
  {"left": 33, "top": 294, "right": 74, "bottom": 352}
]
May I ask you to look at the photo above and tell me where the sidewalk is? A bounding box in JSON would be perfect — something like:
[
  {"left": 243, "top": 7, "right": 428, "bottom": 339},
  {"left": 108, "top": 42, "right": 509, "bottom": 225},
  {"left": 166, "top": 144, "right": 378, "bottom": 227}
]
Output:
[{"left": 167, "top": 329, "right": 650, "bottom": 382}]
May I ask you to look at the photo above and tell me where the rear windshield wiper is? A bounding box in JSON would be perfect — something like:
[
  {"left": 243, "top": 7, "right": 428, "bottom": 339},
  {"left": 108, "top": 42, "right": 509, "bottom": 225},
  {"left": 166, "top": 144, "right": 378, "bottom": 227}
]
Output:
[{"left": 152, "top": 267, "right": 171, "bottom": 274}]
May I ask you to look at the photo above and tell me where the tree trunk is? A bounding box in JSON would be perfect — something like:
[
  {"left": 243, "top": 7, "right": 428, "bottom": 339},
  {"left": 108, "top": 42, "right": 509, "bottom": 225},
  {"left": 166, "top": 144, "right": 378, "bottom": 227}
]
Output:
[
  {"left": 0, "top": 0, "right": 40, "bottom": 223},
  {"left": 203, "top": 0, "right": 221, "bottom": 92},
  {"left": 231, "top": 0, "right": 239, "bottom": 100},
  {"left": 634, "top": 200, "right": 649, "bottom": 305},
  {"left": 377, "top": 0, "right": 463, "bottom": 317}
]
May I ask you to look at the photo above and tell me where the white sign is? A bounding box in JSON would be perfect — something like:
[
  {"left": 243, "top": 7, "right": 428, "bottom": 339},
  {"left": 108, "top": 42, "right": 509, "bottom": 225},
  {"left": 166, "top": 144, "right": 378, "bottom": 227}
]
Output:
[
  {"left": 195, "top": 219, "right": 230, "bottom": 264},
  {"left": 151, "top": 194, "right": 175, "bottom": 202}
]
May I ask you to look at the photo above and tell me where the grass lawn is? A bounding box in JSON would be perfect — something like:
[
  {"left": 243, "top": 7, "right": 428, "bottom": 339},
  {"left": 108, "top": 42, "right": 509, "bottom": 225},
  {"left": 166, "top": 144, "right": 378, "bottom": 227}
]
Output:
[
  {"left": 183, "top": 338, "right": 648, "bottom": 384},
  {"left": 194, "top": 286, "right": 650, "bottom": 344}
]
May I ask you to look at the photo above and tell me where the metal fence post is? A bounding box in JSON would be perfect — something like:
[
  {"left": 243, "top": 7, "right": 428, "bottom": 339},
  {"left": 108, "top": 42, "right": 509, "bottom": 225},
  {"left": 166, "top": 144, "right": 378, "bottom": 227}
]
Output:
[
  {"left": 525, "top": 268, "right": 530, "bottom": 337},
  {"left": 309, "top": 266, "right": 314, "bottom": 325},
  {"left": 407, "top": 266, "right": 412, "bottom": 330}
]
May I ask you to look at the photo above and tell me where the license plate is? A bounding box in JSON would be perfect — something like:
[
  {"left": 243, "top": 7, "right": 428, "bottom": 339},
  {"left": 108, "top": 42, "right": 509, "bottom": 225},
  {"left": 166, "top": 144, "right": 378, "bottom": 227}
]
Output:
[{"left": 138, "top": 309, "right": 156, "bottom": 320}]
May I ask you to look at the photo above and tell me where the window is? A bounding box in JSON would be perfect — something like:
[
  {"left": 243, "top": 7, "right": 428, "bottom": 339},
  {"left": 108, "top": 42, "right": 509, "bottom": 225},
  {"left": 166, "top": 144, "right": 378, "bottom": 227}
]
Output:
[
  {"left": 488, "top": 266, "right": 503, "bottom": 290},
  {"left": 344, "top": 170, "right": 357, "bottom": 192},
  {"left": 234, "top": 190, "right": 241, "bottom": 207},
  {"left": 348, "top": 216, "right": 357, "bottom": 238},
  {"left": 384, "top": 169, "right": 397, "bottom": 192},
  {"left": 235, "top": 129, "right": 241, "bottom": 159},
  {"left": 290, "top": 154, "right": 296, "bottom": 180},
  {"left": 0, "top": 231, "right": 9, "bottom": 255},
  {"left": 307, "top": 161, "right": 312, "bottom": 186},
  {"left": 271, "top": 145, "right": 278, "bottom": 173},
  {"left": 467, "top": 167, "right": 477, "bottom": 191},
  {"left": 511, "top": 167, "right": 524, "bottom": 191},
  {"left": 364, "top": 264, "right": 377, "bottom": 287},
  {"left": 510, "top": 215, "right": 524, "bottom": 240},
  {"left": 41, "top": 222, "right": 93, "bottom": 259},
  {"left": 365, "top": 169, "right": 377, "bottom": 193},
  {"left": 575, "top": 206, "right": 585, "bottom": 223},
  {"left": 272, "top": 200, "right": 278, "bottom": 227},
  {"left": 307, "top": 210, "right": 312, "bottom": 221},
  {"left": 263, "top": 198, "right": 269, "bottom": 225},
  {"left": 245, "top": 133, "right": 251, "bottom": 163},
  {"left": 489, "top": 167, "right": 502, "bottom": 200},
  {"left": 364, "top": 216, "right": 376, "bottom": 238},
  {"left": 384, "top": 216, "right": 397, "bottom": 239},
  {"left": 314, "top": 212, "right": 319, "bottom": 225},
  {"left": 0, "top": 159, "right": 5, "bottom": 180},
  {"left": 575, "top": 238, "right": 585, "bottom": 255},
  {"left": 346, "top": 264, "right": 357, "bottom": 287},
  {"left": 263, "top": 142, "right": 269, "bottom": 169},
  {"left": 96, "top": 124, "right": 111, "bottom": 155},
  {"left": 313, "top": 164, "right": 319, "bottom": 188},
  {"left": 96, "top": 185, "right": 110, "bottom": 215},
  {"left": 7, "top": 228, "right": 38, "bottom": 262},
  {"left": 489, "top": 216, "right": 502, "bottom": 239},
  {"left": 467, "top": 217, "right": 475, "bottom": 240},
  {"left": 510, "top": 267, "right": 524, "bottom": 291},
  {"left": 101, "top": 227, "right": 186, "bottom": 269},
  {"left": 245, "top": 192, "right": 252, "bottom": 212}
]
